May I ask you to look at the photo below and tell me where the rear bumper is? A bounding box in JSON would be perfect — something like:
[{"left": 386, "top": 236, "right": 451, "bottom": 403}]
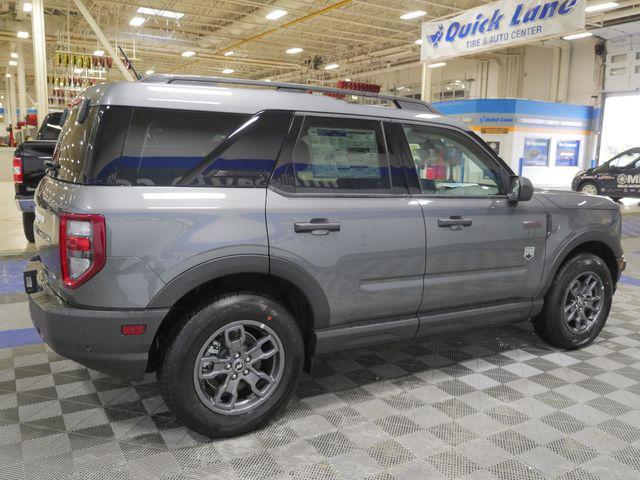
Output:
[
  {"left": 27, "top": 260, "right": 169, "bottom": 380},
  {"left": 15, "top": 195, "right": 34, "bottom": 212}
]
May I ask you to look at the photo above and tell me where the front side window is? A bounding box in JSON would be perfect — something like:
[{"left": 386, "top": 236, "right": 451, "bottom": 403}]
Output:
[
  {"left": 402, "top": 124, "right": 502, "bottom": 196},
  {"left": 292, "top": 116, "right": 391, "bottom": 193},
  {"left": 609, "top": 151, "right": 640, "bottom": 169}
]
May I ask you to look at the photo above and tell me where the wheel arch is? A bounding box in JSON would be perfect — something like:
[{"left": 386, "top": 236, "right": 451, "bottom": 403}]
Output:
[
  {"left": 577, "top": 180, "right": 599, "bottom": 193},
  {"left": 540, "top": 232, "right": 622, "bottom": 299},
  {"left": 146, "top": 255, "right": 330, "bottom": 372}
]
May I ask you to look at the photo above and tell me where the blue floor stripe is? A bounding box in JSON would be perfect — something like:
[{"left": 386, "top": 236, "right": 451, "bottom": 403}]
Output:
[
  {"left": 0, "top": 327, "right": 42, "bottom": 349},
  {"left": 620, "top": 275, "right": 640, "bottom": 288},
  {"left": 0, "top": 258, "right": 28, "bottom": 295}
]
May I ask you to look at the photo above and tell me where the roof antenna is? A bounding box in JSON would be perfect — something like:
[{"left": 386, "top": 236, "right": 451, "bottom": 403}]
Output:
[{"left": 118, "top": 46, "right": 141, "bottom": 81}]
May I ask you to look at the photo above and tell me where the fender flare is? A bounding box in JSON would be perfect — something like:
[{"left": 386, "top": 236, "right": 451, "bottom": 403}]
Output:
[
  {"left": 147, "top": 254, "right": 330, "bottom": 330},
  {"left": 537, "top": 229, "right": 623, "bottom": 297}
]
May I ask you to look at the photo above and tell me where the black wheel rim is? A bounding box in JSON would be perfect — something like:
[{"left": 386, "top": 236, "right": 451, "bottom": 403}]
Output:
[
  {"left": 192, "top": 320, "right": 284, "bottom": 415},
  {"left": 562, "top": 272, "right": 605, "bottom": 334}
]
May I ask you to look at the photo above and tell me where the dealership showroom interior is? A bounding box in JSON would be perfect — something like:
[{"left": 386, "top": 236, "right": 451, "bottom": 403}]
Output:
[{"left": 4, "top": 0, "right": 640, "bottom": 479}]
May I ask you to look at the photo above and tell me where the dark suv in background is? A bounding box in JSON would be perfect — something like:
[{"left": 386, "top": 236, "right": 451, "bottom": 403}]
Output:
[
  {"left": 26, "top": 76, "right": 624, "bottom": 437},
  {"left": 14, "top": 111, "right": 63, "bottom": 242}
]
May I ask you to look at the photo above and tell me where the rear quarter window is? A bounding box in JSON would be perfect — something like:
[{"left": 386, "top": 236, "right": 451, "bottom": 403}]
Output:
[
  {"left": 116, "top": 108, "right": 248, "bottom": 186},
  {"left": 53, "top": 105, "right": 98, "bottom": 183}
]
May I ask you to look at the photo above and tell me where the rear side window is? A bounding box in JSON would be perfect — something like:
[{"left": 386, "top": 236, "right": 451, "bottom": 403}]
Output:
[
  {"left": 178, "top": 111, "right": 293, "bottom": 187},
  {"left": 116, "top": 109, "right": 248, "bottom": 186},
  {"left": 54, "top": 104, "right": 98, "bottom": 183},
  {"left": 292, "top": 116, "right": 391, "bottom": 193}
]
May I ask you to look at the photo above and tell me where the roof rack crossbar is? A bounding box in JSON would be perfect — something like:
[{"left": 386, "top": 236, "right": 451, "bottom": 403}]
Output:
[{"left": 140, "top": 74, "right": 438, "bottom": 113}]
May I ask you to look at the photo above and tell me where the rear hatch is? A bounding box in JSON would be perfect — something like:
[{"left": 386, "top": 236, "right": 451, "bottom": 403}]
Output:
[{"left": 34, "top": 100, "right": 100, "bottom": 297}]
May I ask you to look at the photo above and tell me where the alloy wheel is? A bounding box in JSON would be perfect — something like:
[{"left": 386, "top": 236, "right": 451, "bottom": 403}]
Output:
[
  {"left": 562, "top": 272, "right": 604, "bottom": 334},
  {"left": 193, "top": 320, "right": 284, "bottom": 415}
]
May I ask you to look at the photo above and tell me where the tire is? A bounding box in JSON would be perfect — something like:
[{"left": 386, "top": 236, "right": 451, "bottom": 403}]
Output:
[
  {"left": 160, "top": 293, "right": 304, "bottom": 437},
  {"left": 533, "top": 253, "right": 613, "bottom": 349},
  {"left": 22, "top": 212, "right": 35, "bottom": 243},
  {"left": 579, "top": 182, "right": 599, "bottom": 196}
]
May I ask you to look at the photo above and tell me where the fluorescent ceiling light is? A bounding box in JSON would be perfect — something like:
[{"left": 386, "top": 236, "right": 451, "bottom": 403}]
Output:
[
  {"left": 93, "top": 50, "right": 104, "bottom": 56},
  {"left": 137, "top": 7, "right": 184, "bottom": 19},
  {"left": 17, "top": 31, "right": 29, "bottom": 39},
  {"left": 585, "top": 2, "right": 619, "bottom": 13},
  {"left": 401, "top": 10, "right": 426, "bottom": 20},
  {"left": 10, "top": 52, "right": 18, "bottom": 58},
  {"left": 428, "top": 62, "right": 446, "bottom": 68},
  {"left": 23, "top": 3, "right": 32, "bottom": 12},
  {"left": 181, "top": 50, "right": 196, "bottom": 57},
  {"left": 224, "top": 51, "right": 234, "bottom": 56},
  {"left": 286, "top": 47, "right": 303, "bottom": 54},
  {"left": 145, "top": 69, "right": 154, "bottom": 75},
  {"left": 266, "top": 9, "right": 287, "bottom": 20},
  {"left": 222, "top": 68, "right": 235, "bottom": 74},
  {"left": 563, "top": 32, "right": 593, "bottom": 40},
  {"left": 129, "top": 17, "right": 145, "bottom": 27},
  {"left": 324, "top": 63, "right": 339, "bottom": 70},
  {"left": 9, "top": 60, "right": 17, "bottom": 66},
  {"left": 414, "top": 39, "right": 423, "bottom": 45}
]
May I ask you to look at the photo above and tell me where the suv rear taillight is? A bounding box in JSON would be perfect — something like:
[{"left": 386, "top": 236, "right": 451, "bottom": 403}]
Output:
[
  {"left": 13, "top": 156, "right": 23, "bottom": 183},
  {"left": 59, "top": 213, "right": 106, "bottom": 289}
]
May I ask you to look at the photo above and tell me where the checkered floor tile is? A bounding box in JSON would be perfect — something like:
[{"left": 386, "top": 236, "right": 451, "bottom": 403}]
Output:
[
  {"left": 0, "top": 239, "right": 639, "bottom": 479},
  {"left": 0, "top": 278, "right": 639, "bottom": 479}
]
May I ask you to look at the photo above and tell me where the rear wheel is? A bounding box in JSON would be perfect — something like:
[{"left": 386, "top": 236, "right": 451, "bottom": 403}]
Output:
[
  {"left": 159, "top": 293, "right": 303, "bottom": 437},
  {"left": 533, "top": 253, "right": 613, "bottom": 349},
  {"left": 22, "top": 212, "right": 35, "bottom": 243},
  {"left": 579, "top": 182, "right": 599, "bottom": 196}
]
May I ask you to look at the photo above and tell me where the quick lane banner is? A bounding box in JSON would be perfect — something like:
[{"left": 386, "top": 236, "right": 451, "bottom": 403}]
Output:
[{"left": 421, "top": 0, "right": 586, "bottom": 62}]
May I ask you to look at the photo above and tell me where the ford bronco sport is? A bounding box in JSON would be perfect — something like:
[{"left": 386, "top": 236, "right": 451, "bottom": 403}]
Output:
[{"left": 25, "top": 76, "right": 625, "bottom": 437}]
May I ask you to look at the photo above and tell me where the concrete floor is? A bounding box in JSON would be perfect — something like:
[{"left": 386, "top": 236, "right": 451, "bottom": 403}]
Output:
[{"left": 0, "top": 182, "right": 36, "bottom": 256}]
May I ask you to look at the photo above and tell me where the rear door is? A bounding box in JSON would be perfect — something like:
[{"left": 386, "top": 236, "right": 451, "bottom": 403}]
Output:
[
  {"left": 396, "top": 122, "right": 548, "bottom": 319},
  {"left": 611, "top": 153, "right": 640, "bottom": 198},
  {"left": 266, "top": 114, "right": 426, "bottom": 328}
]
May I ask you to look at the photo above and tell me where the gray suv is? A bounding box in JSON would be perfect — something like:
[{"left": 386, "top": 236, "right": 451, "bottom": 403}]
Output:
[{"left": 25, "top": 76, "right": 625, "bottom": 437}]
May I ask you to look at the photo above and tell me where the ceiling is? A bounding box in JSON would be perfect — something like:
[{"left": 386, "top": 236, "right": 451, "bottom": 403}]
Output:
[{"left": 2, "top": 0, "right": 640, "bottom": 104}]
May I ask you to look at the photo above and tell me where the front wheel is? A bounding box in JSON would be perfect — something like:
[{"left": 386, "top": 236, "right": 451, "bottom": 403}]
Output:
[
  {"left": 160, "top": 293, "right": 304, "bottom": 437},
  {"left": 579, "top": 182, "right": 599, "bottom": 196},
  {"left": 533, "top": 253, "right": 613, "bottom": 349}
]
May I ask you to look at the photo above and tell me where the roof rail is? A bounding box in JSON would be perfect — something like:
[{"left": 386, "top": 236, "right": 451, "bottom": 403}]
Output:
[{"left": 140, "top": 74, "right": 439, "bottom": 113}]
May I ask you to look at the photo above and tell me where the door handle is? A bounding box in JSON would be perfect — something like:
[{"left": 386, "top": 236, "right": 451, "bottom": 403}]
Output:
[
  {"left": 438, "top": 216, "right": 473, "bottom": 229},
  {"left": 294, "top": 219, "right": 341, "bottom": 235}
]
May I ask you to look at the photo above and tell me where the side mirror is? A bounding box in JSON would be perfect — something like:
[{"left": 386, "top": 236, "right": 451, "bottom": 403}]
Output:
[{"left": 508, "top": 176, "right": 534, "bottom": 203}]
